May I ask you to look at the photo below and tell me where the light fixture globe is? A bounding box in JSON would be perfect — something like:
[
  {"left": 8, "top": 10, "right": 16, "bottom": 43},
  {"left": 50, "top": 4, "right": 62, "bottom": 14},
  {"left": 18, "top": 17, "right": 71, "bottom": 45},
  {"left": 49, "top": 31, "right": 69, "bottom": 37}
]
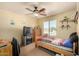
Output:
[{"left": 34, "top": 13, "right": 38, "bottom": 16}]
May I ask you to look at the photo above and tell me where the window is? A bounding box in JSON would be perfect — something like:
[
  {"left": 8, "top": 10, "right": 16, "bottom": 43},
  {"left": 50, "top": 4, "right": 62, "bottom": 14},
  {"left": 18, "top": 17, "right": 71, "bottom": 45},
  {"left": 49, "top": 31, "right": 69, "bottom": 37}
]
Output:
[
  {"left": 43, "top": 21, "right": 49, "bottom": 35},
  {"left": 43, "top": 20, "right": 56, "bottom": 36},
  {"left": 50, "top": 20, "right": 56, "bottom": 36}
]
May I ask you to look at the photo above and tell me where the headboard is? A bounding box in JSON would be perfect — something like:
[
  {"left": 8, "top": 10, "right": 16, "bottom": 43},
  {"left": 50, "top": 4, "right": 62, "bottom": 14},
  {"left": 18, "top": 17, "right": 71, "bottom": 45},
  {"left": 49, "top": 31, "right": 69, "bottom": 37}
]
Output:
[
  {"left": 73, "top": 39, "right": 78, "bottom": 55},
  {"left": 70, "top": 32, "right": 78, "bottom": 55}
]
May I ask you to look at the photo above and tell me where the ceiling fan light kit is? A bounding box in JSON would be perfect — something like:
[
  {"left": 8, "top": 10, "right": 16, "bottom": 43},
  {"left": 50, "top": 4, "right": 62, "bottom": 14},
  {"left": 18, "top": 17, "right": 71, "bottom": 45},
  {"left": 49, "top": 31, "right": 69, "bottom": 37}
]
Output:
[{"left": 34, "top": 13, "right": 39, "bottom": 16}]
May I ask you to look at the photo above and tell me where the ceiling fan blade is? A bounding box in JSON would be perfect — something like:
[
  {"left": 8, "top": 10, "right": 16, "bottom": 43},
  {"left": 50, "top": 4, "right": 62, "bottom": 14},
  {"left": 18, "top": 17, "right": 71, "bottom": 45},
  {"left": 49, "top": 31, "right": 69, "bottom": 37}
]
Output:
[
  {"left": 38, "top": 8, "right": 45, "bottom": 13},
  {"left": 25, "top": 8, "right": 33, "bottom": 12}
]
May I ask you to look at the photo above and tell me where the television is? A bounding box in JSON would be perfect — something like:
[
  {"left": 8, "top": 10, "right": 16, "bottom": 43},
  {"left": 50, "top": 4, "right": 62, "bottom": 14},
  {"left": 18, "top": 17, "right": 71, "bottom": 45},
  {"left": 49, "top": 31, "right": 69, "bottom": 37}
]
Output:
[{"left": 23, "top": 26, "right": 32, "bottom": 36}]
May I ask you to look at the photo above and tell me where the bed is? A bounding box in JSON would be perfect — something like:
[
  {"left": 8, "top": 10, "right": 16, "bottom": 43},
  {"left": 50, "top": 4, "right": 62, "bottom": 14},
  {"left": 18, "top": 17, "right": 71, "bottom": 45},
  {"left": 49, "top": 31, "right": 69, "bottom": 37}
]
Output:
[{"left": 35, "top": 36, "right": 78, "bottom": 56}]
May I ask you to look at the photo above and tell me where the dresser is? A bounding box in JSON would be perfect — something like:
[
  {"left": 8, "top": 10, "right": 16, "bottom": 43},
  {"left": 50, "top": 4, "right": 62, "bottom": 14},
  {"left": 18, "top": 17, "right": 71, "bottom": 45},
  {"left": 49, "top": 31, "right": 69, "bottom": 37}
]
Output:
[
  {"left": 33, "top": 26, "right": 41, "bottom": 47},
  {"left": 0, "top": 40, "right": 12, "bottom": 56}
]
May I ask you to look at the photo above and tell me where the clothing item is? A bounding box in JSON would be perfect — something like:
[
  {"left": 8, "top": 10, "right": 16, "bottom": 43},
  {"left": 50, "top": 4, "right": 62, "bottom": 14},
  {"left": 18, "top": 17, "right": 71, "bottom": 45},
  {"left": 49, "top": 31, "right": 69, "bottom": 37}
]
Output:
[
  {"left": 11, "top": 37, "right": 20, "bottom": 56},
  {"left": 63, "top": 39, "right": 73, "bottom": 48}
]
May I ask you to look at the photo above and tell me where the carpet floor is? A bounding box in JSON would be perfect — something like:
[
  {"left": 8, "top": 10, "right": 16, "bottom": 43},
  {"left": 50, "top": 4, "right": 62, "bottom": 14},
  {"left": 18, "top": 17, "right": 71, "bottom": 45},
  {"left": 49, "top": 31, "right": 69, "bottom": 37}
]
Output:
[{"left": 20, "top": 43, "right": 51, "bottom": 56}]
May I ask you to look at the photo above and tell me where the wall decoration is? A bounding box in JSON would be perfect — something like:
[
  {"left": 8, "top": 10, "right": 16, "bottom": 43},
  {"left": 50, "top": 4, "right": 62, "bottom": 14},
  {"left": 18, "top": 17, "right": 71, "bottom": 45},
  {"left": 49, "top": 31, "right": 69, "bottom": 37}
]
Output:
[
  {"left": 60, "top": 11, "right": 78, "bottom": 30},
  {"left": 10, "top": 20, "right": 15, "bottom": 25}
]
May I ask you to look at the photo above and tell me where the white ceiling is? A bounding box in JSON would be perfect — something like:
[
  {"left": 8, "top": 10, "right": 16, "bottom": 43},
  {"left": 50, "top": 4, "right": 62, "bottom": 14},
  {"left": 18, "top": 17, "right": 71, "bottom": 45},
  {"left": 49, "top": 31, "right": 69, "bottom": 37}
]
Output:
[{"left": 0, "top": 2, "right": 76, "bottom": 18}]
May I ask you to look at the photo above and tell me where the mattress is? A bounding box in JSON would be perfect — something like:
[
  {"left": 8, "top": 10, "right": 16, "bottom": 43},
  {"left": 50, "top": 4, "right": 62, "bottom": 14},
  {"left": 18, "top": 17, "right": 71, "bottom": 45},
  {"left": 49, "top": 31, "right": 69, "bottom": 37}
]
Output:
[{"left": 39, "top": 41, "right": 72, "bottom": 52}]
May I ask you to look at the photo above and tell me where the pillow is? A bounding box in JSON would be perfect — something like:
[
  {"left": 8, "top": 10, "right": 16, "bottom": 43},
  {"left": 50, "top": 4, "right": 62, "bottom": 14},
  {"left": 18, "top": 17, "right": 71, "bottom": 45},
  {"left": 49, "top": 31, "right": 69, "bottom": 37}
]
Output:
[
  {"left": 49, "top": 36, "right": 55, "bottom": 39},
  {"left": 36, "top": 36, "right": 42, "bottom": 41},
  {"left": 42, "top": 34, "right": 49, "bottom": 37},
  {"left": 42, "top": 37, "right": 53, "bottom": 42},
  {"left": 51, "top": 38, "right": 63, "bottom": 45},
  {"left": 42, "top": 39, "right": 51, "bottom": 43},
  {"left": 60, "top": 40, "right": 65, "bottom": 46},
  {"left": 63, "top": 39, "right": 73, "bottom": 48}
]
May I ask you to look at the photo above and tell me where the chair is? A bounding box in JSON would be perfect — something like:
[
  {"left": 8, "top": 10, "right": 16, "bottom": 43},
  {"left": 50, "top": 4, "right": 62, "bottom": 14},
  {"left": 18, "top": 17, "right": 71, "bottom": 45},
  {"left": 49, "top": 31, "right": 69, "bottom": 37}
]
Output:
[{"left": 11, "top": 37, "right": 20, "bottom": 56}]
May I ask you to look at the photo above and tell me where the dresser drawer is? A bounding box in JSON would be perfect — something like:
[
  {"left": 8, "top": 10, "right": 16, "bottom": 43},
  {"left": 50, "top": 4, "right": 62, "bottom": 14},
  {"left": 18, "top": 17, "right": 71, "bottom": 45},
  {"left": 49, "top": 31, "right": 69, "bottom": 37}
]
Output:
[{"left": 0, "top": 44, "right": 12, "bottom": 56}]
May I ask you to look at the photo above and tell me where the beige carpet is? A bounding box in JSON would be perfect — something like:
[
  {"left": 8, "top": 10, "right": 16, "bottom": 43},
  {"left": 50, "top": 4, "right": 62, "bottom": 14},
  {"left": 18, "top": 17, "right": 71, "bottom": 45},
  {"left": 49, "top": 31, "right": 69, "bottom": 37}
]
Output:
[{"left": 20, "top": 42, "right": 51, "bottom": 56}]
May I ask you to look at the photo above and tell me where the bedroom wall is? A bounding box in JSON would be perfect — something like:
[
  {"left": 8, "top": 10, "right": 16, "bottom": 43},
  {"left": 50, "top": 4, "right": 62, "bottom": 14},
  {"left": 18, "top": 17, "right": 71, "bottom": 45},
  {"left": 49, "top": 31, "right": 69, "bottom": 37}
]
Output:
[
  {"left": 37, "top": 9, "right": 77, "bottom": 39},
  {"left": 0, "top": 9, "right": 37, "bottom": 44}
]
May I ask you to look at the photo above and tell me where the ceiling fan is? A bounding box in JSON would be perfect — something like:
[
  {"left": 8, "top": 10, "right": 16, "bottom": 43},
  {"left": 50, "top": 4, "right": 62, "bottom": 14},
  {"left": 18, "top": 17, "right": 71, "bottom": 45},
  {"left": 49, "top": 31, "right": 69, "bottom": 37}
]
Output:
[{"left": 25, "top": 6, "right": 47, "bottom": 16}]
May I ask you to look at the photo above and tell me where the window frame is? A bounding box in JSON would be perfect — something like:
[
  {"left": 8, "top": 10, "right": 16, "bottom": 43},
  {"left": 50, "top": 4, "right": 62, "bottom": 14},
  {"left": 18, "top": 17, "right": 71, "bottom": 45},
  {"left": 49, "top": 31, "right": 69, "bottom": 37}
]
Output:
[{"left": 43, "top": 19, "right": 57, "bottom": 36}]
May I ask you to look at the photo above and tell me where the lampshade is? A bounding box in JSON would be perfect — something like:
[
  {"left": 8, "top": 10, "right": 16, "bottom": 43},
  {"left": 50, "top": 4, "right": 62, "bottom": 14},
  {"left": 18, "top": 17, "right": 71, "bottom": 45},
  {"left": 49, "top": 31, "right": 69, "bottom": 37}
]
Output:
[{"left": 34, "top": 13, "right": 38, "bottom": 16}]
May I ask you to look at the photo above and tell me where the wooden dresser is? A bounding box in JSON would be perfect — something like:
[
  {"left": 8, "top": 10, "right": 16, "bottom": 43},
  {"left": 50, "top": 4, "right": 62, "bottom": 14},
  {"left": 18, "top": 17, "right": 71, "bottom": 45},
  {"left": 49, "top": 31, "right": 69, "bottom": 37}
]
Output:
[
  {"left": 0, "top": 40, "right": 12, "bottom": 56},
  {"left": 33, "top": 26, "right": 41, "bottom": 47}
]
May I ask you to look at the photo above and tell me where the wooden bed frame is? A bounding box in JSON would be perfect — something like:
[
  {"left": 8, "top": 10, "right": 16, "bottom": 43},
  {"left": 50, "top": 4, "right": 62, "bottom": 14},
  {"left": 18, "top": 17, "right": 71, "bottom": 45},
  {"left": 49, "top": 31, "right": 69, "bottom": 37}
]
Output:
[
  {"left": 34, "top": 27, "right": 78, "bottom": 56},
  {"left": 35, "top": 40, "right": 78, "bottom": 56}
]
